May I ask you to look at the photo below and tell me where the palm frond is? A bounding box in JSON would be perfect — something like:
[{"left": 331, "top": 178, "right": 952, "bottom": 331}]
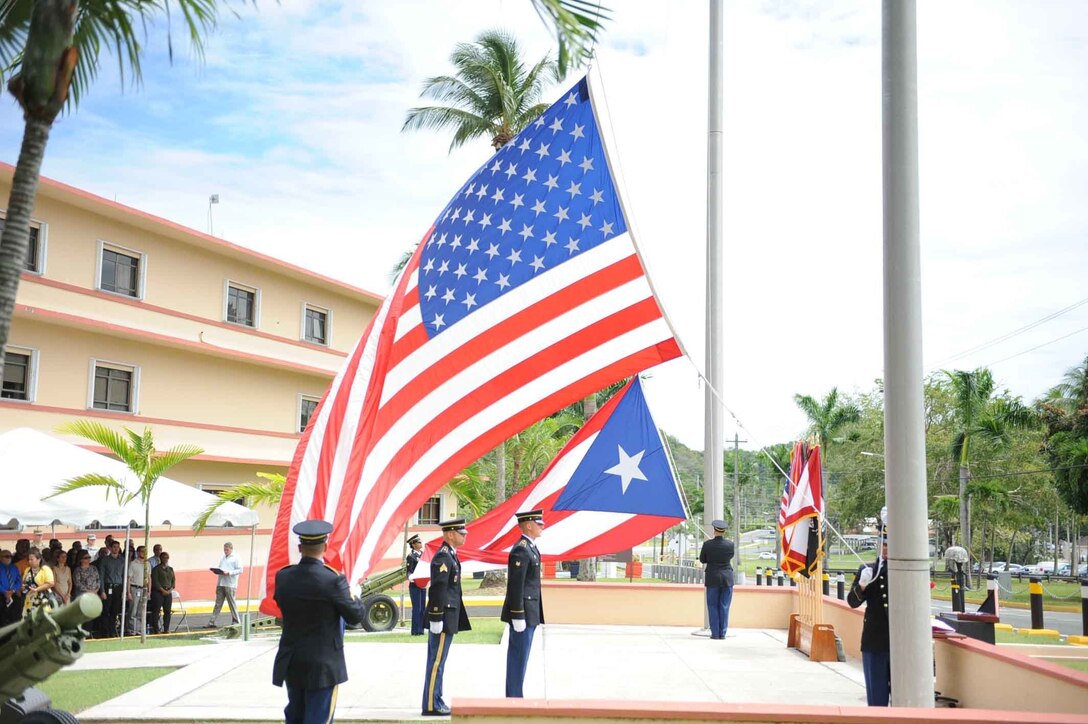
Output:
[
  {"left": 46, "top": 472, "right": 129, "bottom": 503},
  {"left": 146, "top": 443, "right": 204, "bottom": 480},
  {"left": 56, "top": 419, "right": 133, "bottom": 462},
  {"left": 530, "top": 0, "right": 610, "bottom": 77},
  {"left": 192, "top": 473, "right": 283, "bottom": 533}
]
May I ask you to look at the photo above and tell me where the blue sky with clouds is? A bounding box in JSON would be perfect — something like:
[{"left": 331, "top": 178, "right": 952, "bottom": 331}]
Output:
[{"left": 2, "top": 1, "right": 1086, "bottom": 450}]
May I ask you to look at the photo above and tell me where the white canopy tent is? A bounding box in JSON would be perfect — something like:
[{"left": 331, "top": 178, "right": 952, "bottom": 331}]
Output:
[
  {"left": 0, "top": 427, "right": 259, "bottom": 638},
  {"left": 0, "top": 427, "right": 257, "bottom": 529}
]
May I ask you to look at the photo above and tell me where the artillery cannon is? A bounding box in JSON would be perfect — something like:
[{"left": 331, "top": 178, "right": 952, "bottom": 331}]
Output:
[
  {"left": 0, "top": 594, "right": 102, "bottom": 723},
  {"left": 355, "top": 565, "right": 409, "bottom": 632}
]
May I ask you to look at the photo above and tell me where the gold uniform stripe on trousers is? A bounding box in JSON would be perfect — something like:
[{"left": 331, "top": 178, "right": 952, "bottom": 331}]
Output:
[
  {"left": 325, "top": 685, "right": 338, "bottom": 724},
  {"left": 428, "top": 631, "right": 448, "bottom": 711}
]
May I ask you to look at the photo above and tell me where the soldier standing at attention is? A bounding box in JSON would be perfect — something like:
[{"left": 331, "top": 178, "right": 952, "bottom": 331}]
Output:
[
  {"left": 273, "top": 520, "right": 366, "bottom": 724},
  {"left": 848, "top": 529, "right": 890, "bottom": 706},
  {"left": 501, "top": 509, "right": 545, "bottom": 697},
  {"left": 406, "top": 534, "right": 426, "bottom": 636},
  {"left": 698, "top": 519, "right": 736, "bottom": 639},
  {"left": 421, "top": 519, "right": 471, "bottom": 716}
]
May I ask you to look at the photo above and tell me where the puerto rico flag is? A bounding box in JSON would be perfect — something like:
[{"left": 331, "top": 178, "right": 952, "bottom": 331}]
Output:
[
  {"left": 261, "top": 74, "right": 682, "bottom": 614},
  {"left": 420, "top": 377, "right": 686, "bottom": 570}
]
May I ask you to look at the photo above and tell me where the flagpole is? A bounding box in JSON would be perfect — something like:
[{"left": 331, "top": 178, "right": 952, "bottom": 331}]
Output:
[
  {"left": 704, "top": 0, "right": 725, "bottom": 536},
  {"left": 882, "top": 0, "right": 933, "bottom": 707}
]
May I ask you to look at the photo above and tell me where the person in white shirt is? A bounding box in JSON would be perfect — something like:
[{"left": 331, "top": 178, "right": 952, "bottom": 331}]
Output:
[
  {"left": 84, "top": 533, "right": 99, "bottom": 560},
  {"left": 210, "top": 542, "right": 243, "bottom": 626},
  {"left": 148, "top": 544, "right": 163, "bottom": 570},
  {"left": 126, "top": 545, "right": 150, "bottom": 635}
]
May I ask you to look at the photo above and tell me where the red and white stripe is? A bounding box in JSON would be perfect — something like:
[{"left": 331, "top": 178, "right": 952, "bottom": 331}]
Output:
[{"left": 262, "top": 233, "right": 680, "bottom": 612}]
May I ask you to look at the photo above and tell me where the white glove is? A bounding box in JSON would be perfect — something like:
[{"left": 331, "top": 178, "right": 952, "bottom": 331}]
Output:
[
  {"left": 430, "top": 621, "right": 444, "bottom": 635},
  {"left": 858, "top": 567, "right": 874, "bottom": 590},
  {"left": 512, "top": 618, "right": 527, "bottom": 633}
]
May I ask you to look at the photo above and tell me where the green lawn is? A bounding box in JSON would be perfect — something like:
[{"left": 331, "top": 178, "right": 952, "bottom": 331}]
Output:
[
  {"left": 37, "top": 666, "right": 176, "bottom": 714},
  {"left": 996, "top": 630, "right": 1070, "bottom": 646},
  {"left": 1048, "top": 658, "right": 1088, "bottom": 673},
  {"left": 83, "top": 635, "right": 212, "bottom": 653},
  {"left": 346, "top": 617, "right": 505, "bottom": 644}
]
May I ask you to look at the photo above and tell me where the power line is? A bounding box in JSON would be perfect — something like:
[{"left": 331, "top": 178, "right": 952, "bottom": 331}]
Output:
[
  {"left": 930, "top": 294, "right": 1088, "bottom": 368},
  {"left": 983, "top": 324, "right": 1088, "bottom": 367}
]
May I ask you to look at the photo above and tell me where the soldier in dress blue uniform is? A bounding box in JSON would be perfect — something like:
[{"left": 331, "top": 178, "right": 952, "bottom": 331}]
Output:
[
  {"left": 848, "top": 527, "right": 890, "bottom": 706},
  {"left": 698, "top": 519, "right": 735, "bottom": 639},
  {"left": 272, "top": 520, "right": 366, "bottom": 724},
  {"left": 406, "top": 534, "right": 426, "bottom": 636},
  {"left": 421, "top": 518, "right": 471, "bottom": 716},
  {"left": 500, "top": 509, "right": 545, "bottom": 697}
]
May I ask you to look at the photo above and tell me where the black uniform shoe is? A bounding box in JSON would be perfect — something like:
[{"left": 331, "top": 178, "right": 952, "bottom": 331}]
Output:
[{"left": 422, "top": 707, "right": 451, "bottom": 716}]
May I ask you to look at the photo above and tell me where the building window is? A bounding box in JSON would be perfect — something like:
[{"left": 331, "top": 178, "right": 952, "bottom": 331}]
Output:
[
  {"left": 226, "top": 282, "right": 258, "bottom": 327},
  {"left": 92, "top": 362, "right": 136, "bottom": 412},
  {"left": 2, "top": 349, "right": 32, "bottom": 401},
  {"left": 303, "top": 305, "right": 329, "bottom": 345},
  {"left": 0, "top": 216, "right": 45, "bottom": 273},
  {"left": 418, "top": 496, "right": 441, "bottom": 525},
  {"left": 99, "top": 245, "right": 142, "bottom": 297},
  {"left": 299, "top": 395, "right": 320, "bottom": 433}
]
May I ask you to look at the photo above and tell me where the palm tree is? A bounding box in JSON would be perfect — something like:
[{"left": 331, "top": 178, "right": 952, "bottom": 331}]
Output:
[
  {"left": 529, "top": 0, "right": 609, "bottom": 77},
  {"left": 1041, "top": 355, "right": 1088, "bottom": 515},
  {"left": 793, "top": 387, "right": 862, "bottom": 460},
  {"left": 0, "top": 0, "right": 233, "bottom": 374},
  {"left": 403, "top": 30, "right": 559, "bottom": 152},
  {"left": 943, "top": 368, "right": 1037, "bottom": 552},
  {"left": 194, "top": 472, "right": 285, "bottom": 533},
  {"left": 48, "top": 420, "right": 202, "bottom": 643}
]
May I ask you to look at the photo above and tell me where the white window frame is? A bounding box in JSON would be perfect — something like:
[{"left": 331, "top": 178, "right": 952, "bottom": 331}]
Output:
[
  {"left": 1, "top": 344, "right": 39, "bottom": 403},
  {"left": 223, "top": 279, "right": 261, "bottom": 329},
  {"left": 417, "top": 495, "right": 442, "bottom": 525},
  {"left": 87, "top": 358, "right": 140, "bottom": 414},
  {"left": 297, "top": 393, "right": 321, "bottom": 434},
  {"left": 300, "top": 302, "right": 332, "bottom": 346},
  {"left": 0, "top": 211, "right": 48, "bottom": 275},
  {"left": 95, "top": 240, "right": 146, "bottom": 300}
]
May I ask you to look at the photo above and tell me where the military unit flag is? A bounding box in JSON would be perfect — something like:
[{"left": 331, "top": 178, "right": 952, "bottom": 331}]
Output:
[{"left": 777, "top": 441, "right": 824, "bottom": 577}]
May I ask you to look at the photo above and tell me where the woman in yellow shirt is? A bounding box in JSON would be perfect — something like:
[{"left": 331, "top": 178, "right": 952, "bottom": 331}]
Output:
[{"left": 22, "top": 548, "right": 55, "bottom": 614}]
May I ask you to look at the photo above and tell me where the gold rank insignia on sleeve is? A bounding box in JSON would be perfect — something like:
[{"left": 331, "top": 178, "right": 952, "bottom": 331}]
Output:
[{"left": 439, "top": 563, "right": 448, "bottom": 572}]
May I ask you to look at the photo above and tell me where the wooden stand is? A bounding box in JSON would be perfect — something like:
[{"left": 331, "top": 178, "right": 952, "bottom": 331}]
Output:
[{"left": 785, "top": 558, "right": 840, "bottom": 662}]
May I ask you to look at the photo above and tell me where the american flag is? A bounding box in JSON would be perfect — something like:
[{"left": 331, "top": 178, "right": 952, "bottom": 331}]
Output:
[
  {"left": 778, "top": 442, "right": 823, "bottom": 577},
  {"left": 261, "top": 76, "right": 681, "bottom": 611}
]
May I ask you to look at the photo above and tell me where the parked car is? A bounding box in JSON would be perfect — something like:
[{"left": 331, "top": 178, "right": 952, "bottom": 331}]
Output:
[
  {"left": 758, "top": 551, "right": 776, "bottom": 560},
  {"left": 987, "top": 561, "right": 1008, "bottom": 573},
  {"left": 1006, "top": 564, "right": 1024, "bottom": 575}
]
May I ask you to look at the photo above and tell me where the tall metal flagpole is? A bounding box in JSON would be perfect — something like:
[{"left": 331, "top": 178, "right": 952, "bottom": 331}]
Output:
[
  {"left": 881, "top": 0, "right": 933, "bottom": 707},
  {"left": 704, "top": 0, "right": 725, "bottom": 535}
]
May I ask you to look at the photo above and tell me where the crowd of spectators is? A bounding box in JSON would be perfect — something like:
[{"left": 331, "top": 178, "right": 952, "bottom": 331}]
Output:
[{"left": 0, "top": 532, "right": 178, "bottom": 637}]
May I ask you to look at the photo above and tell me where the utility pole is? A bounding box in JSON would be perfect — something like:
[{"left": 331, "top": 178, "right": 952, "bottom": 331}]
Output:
[
  {"left": 881, "top": 0, "right": 933, "bottom": 707},
  {"left": 732, "top": 432, "right": 747, "bottom": 570}
]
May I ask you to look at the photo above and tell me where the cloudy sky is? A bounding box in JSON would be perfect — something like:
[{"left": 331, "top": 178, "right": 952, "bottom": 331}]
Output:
[{"left": 2, "top": 1, "right": 1085, "bottom": 451}]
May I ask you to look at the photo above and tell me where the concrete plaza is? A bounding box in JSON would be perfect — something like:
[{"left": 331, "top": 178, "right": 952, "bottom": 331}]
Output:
[{"left": 74, "top": 624, "right": 868, "bottom": 721}]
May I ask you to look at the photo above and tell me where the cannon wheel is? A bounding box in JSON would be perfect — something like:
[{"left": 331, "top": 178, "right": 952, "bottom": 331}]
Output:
[
  {"left": 20, "top": 710, "right": 80, "bottom": 724},
  {"left": 362, "top": 594, "right": 399, "bottom": 632}
]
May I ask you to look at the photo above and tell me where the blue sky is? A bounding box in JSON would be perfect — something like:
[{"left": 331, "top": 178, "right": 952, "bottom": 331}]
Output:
[{"left": 2, "top": 0, "right": 1086, "bottom": 450}]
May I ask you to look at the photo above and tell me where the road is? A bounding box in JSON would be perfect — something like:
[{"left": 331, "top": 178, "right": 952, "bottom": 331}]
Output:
[{"left": 929, "top": 598, "right": 1084, "bottom": 636}]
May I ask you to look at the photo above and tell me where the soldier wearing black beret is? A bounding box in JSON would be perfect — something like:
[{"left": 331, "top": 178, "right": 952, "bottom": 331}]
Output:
[
  {"left": 421, "top": 519, "right": 471, "bottom": 716},
  {"left": 406, "top": 534, "right": 426, "bottom": 636},
  {"left": 501, "top": 509, "right": 546, "bottom": 697},
  {"left": 272, "top": 520, "right": 366, "bottom": 724}
]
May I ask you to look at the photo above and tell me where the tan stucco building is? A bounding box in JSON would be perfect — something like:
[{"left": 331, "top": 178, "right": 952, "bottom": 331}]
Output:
[{"left": 0, "top": 164, "right": 459, "bottom": 598}]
